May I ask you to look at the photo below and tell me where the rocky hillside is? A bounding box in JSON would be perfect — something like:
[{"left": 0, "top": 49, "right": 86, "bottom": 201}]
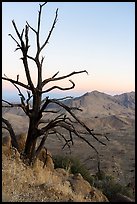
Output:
[
  {"left": 2, "top": 135, "right": 108, "bottom": 202},
  {"left": 63, "top": 90, "right": 135, "bottom": 117},
  {"left": 114, "top": 92, "right": 135, "bottom": 109},
  {"left": 52, "top": 90, "right": 135, "bottom": 130}
]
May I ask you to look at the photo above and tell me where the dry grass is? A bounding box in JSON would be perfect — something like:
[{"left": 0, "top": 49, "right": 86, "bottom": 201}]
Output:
[{"left": 2, "top": 148, "right": 108, "bottom": 202}]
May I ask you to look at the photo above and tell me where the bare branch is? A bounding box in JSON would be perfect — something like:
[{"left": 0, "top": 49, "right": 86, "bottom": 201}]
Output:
[
  {"left": 41, "top": 79, "right": 75, "bottom": 93},
  {"left": 56, "top": 122, "right": 98, "bottom": 154},
  {"left": 12, "top": 20, "right": 26, "bottom": 50},
  {"left": 17, "top": 74, "right": 19, "bottom": 82},
  {"left": 25, "top": 91, "right": 33, "bottom": 114},
  {"left": 43, "top": 110, "right": 60, "bottom": 114},
  {"left": 2, "top": 77, "right": 31, "bottom": 90},
  {"left": 2, "top": 118, "right": 19, "bottom": 150},
  {"left": 39, "top": 8, "right": 58, "bottom": 53},
  {"left": 41, "top": 56, "right": 45, "bottom": 66},
  {"left": 3, "top": 74, "right": 26, "bottom": 104},
  {"left": 34, "top": 131, "right": 49, "bottom": 162},
  {"left": 42, "top": 70, "right": 88, "bottom": 87},
  {"left": 26, "top": 21, "right": 37, "bottom": 34},
  {"left": 14, "top": 83, "right": 25, "bottom": 102},
  {"left": 40, "top": 2, "right": 47, "bottom": 7},
  {"left": 12, "top": 20, "right": 22, "bottom": 40},
  {"left": 9, "top": 20, "right": 35, "bottom": 91},
  {"left": 8, "top": 34, "right": 21, "bottom": 49},
  {"left": 2, "top": 99, "right": 22, "bottom": 108},
  {"left": 21, "top": 28, "right": 24, "bottom": 39},
  {"left": 25, "top": 25, "right": 29, "bottom": 49},
  {"left": 26, "top": 91, "right": 33, "bottom": 103},
  {"left": 52, "top": 71, "right": 59, "bottom": 78},
  {"left": 2, "top": 99, "right": 14, "bottom": 106},
  {"left": 27, "top": 55, "right": 36, "bottom": 61},
  {"left": 48, "top": 127, "right": 73, "bottom": 152},
  {"left": 47, "top": 99, "right": 106, "bottom": 146},
  {"left": 38, "top": 113, "right": 67, "bottom": 136}
]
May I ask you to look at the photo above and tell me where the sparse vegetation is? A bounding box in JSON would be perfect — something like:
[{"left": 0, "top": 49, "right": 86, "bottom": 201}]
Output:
[
  {"left": 53, "top": 155, "right": 135, "bottom": 201},
  {"left": 2, "top": 148, "right": 109, "bottom": 202},
  {"left": 53, "top": 155, "right": 94, "bottom": 184},
  {"left": 94, "top": 173, "right": 135, "bottom": 201}
]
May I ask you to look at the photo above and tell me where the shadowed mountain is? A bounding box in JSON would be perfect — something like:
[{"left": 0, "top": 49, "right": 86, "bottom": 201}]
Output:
[{"left": 114, "top": 92, "right": 135, "bottom": 109}]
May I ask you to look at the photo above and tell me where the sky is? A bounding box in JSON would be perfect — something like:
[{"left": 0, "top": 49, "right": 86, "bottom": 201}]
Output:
[{"left": 2, "top": 2, "right": 135, "bottom": 102}]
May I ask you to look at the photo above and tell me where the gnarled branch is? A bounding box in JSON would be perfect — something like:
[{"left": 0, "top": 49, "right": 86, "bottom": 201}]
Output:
[
  {"left": 41, "top": 79, "right": 75, "bottom": 93},
  {"left": 9, "top": 20, "right": 35, "bottom": 91},
  {"left": 47, "top": 99, "right": 106, "bottom": 146},
  {"left": 2, "top": 76, "right": 31, "bottom": 90},
  {"left": 42, "top": 70, "right": 88, "bottom": 88},
  {"left": 2, "top": 118, "right": 19, "bottom": 150},
  {"left": 39, "top": 8, "right": 58, "bottom": 54}
]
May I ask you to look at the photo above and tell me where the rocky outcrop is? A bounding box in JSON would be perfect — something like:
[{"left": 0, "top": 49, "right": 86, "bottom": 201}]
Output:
[
  {"left": 2, "top": 133, "right": 109, "bottom": 202},
  {"left": 2, "top": 143, "right": 109, "bottom": 202},
  {"left": 67, "top": 173, "right": 108, "bottom": 202},
  {"left": 2, "top": 133, "right": 55, "bottom": 171}
]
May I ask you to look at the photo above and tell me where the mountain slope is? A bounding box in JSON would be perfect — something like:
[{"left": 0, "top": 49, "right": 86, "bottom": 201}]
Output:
[
  {"left": 114, "top": 92, "right": 135, "bottom": 109},
  {"left": 2, "top": 91, "right": 135, "bottom": 130},
  {"left": 63, "top": 90, "right": 135, "bottom": 117}
]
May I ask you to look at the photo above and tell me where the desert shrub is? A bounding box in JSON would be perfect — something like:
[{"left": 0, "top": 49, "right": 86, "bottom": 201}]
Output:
[
  {"left": 93, "top": 172, "right": 135, "bottom": 200},
  {"left": 53, "top": 155, "right": 93, "bottom": 184},
  {"left": 53, "top": 155, "right": 134, "bottom": 200}
]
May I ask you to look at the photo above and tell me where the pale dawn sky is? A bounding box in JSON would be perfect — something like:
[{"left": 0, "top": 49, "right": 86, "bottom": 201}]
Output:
[{"left": 2, "top": 2, "right": 135, "bottom": 102}]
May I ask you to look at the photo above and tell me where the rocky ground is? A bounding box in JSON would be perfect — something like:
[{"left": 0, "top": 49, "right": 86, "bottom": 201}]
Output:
[{"left": 2, "top": 137, "right": 108, "bottom": 202}]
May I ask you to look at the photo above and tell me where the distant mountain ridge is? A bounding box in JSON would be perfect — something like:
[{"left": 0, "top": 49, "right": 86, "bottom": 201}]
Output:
[
  {"left": 59, "top": 90, "right": 135, "bottom": 130},
  {"left": 62, "top": 90, "right": 135, "bottom": 116},
  {"left": 3, "top": 91, "right": 135, "bottom": 116},
  {"left": 2, "top": 90, "right": 135, "bottom": 131},
  {"left": 114, "top": 91, "right": 135, "bottom": 109}
]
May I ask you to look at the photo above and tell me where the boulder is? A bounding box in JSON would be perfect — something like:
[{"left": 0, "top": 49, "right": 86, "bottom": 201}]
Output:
[
  {"left": 69, "top": 173, "right": 92, "bottom": 195},
  {"left": 68, "top": 173, "right": 108, "bottom": 202}
]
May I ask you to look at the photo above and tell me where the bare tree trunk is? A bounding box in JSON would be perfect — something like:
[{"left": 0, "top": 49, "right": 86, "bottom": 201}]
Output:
[
  {"left": 24, "top": 93, "right": 42, "bottom": 162},
  {"left": 24, "top": 120, "right": 37, "bottom": 158}
]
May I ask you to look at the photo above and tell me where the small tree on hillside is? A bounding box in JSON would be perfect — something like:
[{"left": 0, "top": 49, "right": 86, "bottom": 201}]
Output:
[{"left": 2, "top": 2, "right": 107, "bottom": 165}]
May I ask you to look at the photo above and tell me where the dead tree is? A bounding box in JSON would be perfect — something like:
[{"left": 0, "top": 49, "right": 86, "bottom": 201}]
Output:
[{"left": 2, "top": 2, "right": 107, "bottom": 165}]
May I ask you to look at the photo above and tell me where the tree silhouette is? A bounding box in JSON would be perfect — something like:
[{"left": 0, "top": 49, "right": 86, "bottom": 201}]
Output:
[{"left": 2, "top": 2, "right": 107, "bottom": 165}]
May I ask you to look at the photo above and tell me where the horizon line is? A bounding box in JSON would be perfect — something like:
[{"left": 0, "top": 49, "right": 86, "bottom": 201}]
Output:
[{"left": 2, "top": 89, "right": 135, "bottom": 103}]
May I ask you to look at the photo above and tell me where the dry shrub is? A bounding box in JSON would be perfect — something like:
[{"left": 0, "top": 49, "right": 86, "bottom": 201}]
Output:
[
  {"left": 38, "top": 148, "right": 54, "bottom": 170},
  {"left": 16, "top": 133, "right": 27, "bottom": 152},
  {"left": 2, "top": 150, "right": 109, "bottom": 202},
  {"left": 2, "top": 135, "right": 12, "bottom": 157},
  {"left": 2, "top": 135, "right": 109, "bottom": 202}
]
